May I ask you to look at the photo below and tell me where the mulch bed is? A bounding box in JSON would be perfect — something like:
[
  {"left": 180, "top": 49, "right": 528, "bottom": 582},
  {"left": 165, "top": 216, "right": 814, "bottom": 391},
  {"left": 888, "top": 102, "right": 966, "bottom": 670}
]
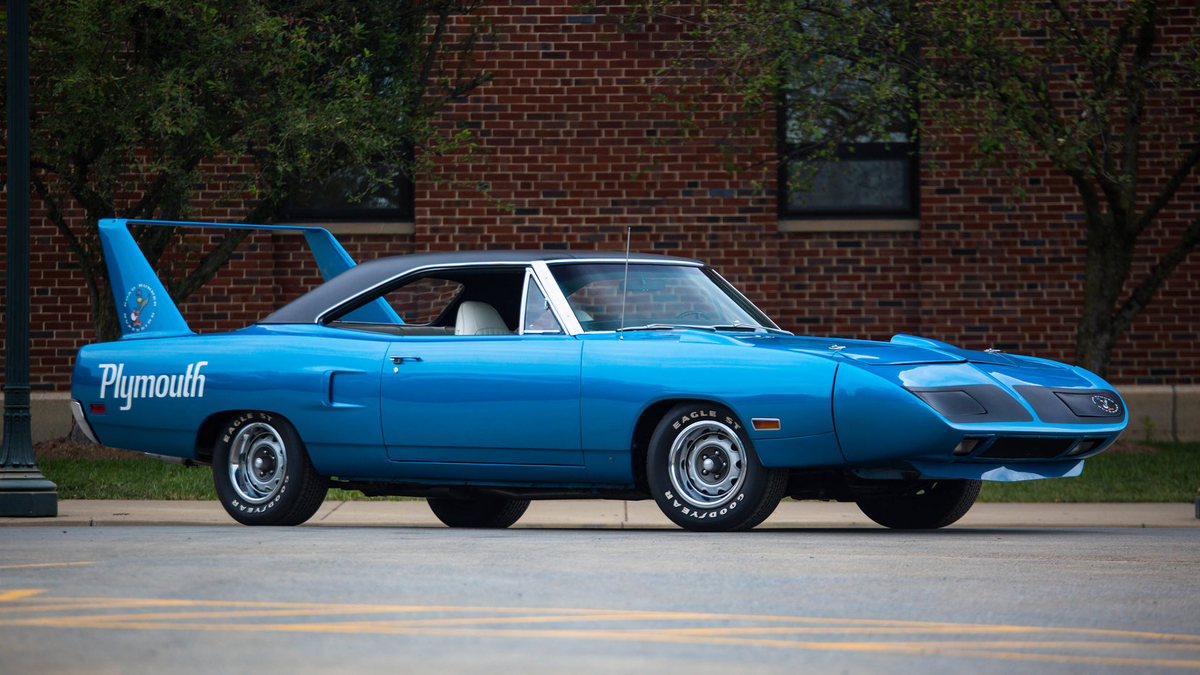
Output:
[{"left": 34, "top": 437, "right": 144, "bottom": 461}]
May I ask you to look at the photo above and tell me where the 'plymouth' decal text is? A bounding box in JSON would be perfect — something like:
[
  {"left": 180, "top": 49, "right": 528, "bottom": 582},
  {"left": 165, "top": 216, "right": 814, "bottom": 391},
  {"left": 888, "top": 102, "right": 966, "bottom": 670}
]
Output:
[{"left": 98, "top": 361, "right": 208, "bottom": 411}]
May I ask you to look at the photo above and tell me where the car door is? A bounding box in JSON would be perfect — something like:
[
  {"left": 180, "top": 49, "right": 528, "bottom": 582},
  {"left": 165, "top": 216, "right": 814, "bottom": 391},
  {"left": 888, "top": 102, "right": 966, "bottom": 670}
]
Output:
[{"left": 380, "top": 267, "right": 584, "bottom": 466}]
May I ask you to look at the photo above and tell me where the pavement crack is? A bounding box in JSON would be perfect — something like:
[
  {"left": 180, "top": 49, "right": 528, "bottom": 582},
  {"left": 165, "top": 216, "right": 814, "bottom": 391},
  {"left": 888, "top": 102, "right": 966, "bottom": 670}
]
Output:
[{"left": 319, "top": 501, "right": 347, "bottom": 522}]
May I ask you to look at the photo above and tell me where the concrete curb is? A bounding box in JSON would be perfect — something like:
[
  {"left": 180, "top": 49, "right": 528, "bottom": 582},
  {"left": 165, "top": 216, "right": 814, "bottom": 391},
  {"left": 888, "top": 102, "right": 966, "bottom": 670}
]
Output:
[{"left": 2, "top": 500, "right": 1196, "bottom": 529}]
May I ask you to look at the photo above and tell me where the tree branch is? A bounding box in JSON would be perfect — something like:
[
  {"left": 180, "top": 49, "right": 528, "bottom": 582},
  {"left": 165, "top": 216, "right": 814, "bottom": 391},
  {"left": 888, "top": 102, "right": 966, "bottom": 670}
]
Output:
[
  {"left": 126, "top": 172, "right": 170, "bottom": 222},
  {"left": 169, "top": 229, "right": 252, "bottom": 302},
  {"left": 31, "top": 170, "right": 106, "bottom": 337},
  {"left": 1113, "top": 211, "right": 1200, "bottom": 333},
  {"left": 419, "top": 5, "right": 451, "bottom": 95},
  {"left": 1046, "top": 0, "right": 1089, "bottom": 52},
  {"left": 1133, "top": 141, "right": 1200, "bottom": 235},
  {"left": 1117, "top": 1, "right": 1159, "bottom": 219},
  {"left": 167, "top": 195, "right": 285, "bottom": 304}
]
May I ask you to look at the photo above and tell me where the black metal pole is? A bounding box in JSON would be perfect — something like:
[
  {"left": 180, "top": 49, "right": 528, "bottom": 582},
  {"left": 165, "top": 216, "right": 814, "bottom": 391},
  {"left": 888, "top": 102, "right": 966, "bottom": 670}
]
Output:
[{"left": 1, "top": 0, "right": 58, "bottom": 516}]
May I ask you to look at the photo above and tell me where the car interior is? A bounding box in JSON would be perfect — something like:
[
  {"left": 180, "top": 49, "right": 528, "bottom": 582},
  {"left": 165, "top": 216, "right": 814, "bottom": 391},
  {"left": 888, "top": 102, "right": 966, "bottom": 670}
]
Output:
[{"left": 326, "top": 267, "right": 530, "bottom": 336}]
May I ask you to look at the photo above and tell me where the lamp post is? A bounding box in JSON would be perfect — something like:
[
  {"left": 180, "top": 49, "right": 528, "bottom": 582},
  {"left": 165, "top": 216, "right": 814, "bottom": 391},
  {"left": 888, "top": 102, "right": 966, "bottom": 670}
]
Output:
[{"left": 0, "top": 0, "right": 58, "bottom": 516}]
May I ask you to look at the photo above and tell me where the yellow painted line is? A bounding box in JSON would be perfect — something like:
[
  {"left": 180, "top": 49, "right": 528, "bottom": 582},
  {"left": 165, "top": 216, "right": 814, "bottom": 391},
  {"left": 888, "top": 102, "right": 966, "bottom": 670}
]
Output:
[
  {"left": 0, "top": 609, "right": 659, "bottom": 626},
  {"left": 7, "top": 597, "right": 639, "bottom": 614},
  {"left": 5, "top": 594, "right": 1199, "bottom": 642},
  {"left": 7, "top": 620, "right": 1198, "bottom": 669},
  {"left": 644, "top": 625, "right": 1200, "bottom": 642},
  {"left": 0, "top": 599, "right": 530, "bottom": 615},
  {"left": 0, "top": 562, "right": 93, "bottom": 570},
  {"left": 839, "top": 641, "right": 1200, "bottom": 651},
  {"left": 0, "top": 590, "right": 45, "bottom": 602},
  {"left": 4, "top": 595, "right": 1199, "bottom": 644},
  {"left": 10, "top": 597, "right": 1191, "bottom": 640},
  {"left": 6, "top": 592, "right": 1200, "bottom": 669},
  {"left": 0, "top": 600, "right": 219, "bottom": 614}
]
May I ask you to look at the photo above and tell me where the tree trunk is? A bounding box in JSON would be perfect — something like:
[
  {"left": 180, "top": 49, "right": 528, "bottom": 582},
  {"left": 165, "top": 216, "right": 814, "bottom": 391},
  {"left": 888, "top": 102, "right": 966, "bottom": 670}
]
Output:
[
  {"left": 1074, "top": 208, "right": 1136, "bottom": 378},
  {"left": 91, "top": 288, "right": 122, "bottom": 343},
  {"left": 1074, "top": 307, "right": 1117, "bottom": 378}
]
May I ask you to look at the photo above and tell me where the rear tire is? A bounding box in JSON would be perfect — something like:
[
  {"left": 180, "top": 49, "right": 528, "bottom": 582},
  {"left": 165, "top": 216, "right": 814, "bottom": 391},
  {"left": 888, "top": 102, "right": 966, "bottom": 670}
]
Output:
[
  {"left": 427, "top": 496, "right": 530, "bottom": 528},
  {"left": 647, "top": 402, "right": 787, "bottom": 532},
  {"left": 213, "top": 412, "right": 328, "bottom": 526},
  {"left": 855, "top": 479, "right": 981, "bottom": 529}
]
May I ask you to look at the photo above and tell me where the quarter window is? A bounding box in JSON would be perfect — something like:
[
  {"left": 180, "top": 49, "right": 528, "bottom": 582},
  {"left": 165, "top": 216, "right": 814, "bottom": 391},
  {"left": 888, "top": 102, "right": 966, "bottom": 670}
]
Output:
[
  {"left": 382, "top": 277, "right": 463, "bottom": 325},
  {"left": 522, "top": 274, "right": 563, "bottom": 335}
]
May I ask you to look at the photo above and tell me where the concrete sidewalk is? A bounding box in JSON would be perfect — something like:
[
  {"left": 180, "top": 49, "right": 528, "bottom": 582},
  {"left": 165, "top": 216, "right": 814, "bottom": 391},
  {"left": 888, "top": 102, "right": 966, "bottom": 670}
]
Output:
[{"left": 1, "top": 499, "right": 1197, "bottom": 529}]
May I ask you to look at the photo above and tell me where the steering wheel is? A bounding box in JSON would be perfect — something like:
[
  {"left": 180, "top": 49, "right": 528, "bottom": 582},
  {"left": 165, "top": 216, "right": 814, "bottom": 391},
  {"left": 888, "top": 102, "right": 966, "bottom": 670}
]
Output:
[{"left": 674, "top": 310, "right": 711, "bottom": 321}]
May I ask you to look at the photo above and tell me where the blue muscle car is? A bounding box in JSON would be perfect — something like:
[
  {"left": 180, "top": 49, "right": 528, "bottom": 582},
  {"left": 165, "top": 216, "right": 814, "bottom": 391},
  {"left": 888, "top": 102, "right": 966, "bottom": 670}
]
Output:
[{"left": 70, "top": 219, "right": 1128, "bottom": 531}]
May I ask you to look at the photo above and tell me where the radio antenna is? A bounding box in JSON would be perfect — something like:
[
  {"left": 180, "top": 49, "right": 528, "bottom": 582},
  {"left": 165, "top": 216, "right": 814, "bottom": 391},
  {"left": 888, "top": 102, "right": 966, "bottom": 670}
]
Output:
[{"left": 619, "top": 226, "right": 631, "bottom": 340}]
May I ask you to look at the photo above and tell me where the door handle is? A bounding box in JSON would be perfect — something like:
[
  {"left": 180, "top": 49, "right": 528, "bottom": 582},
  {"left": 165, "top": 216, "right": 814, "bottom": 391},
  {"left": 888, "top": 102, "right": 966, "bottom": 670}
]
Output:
[{"left": 391, "top": 355, "right": 423, "bottom": 364}]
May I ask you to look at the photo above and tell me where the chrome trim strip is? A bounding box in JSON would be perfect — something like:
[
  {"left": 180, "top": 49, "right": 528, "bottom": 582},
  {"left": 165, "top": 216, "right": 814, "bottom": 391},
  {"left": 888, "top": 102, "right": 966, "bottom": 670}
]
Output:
[
  {"left": 69, "top": 399, "right": 100, "bottom": 445},
  {"left": 543, "top": 258, "right": 703, "bottom": 267},
  {"left": 517, "top": 269, "right": 533, "bottom": 336},
  {"left": 531, "top": 261, "right": 583, "bottom": 336},
  {"left": 518, "top": 268, "right": 569, "bottom": 336}
]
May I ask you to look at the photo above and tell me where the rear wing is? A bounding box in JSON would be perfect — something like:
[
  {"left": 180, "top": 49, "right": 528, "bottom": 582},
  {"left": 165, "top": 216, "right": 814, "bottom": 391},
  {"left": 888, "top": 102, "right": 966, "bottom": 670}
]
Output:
[{"left": 98, "top": 218, "right": 402, "bottom": 339}]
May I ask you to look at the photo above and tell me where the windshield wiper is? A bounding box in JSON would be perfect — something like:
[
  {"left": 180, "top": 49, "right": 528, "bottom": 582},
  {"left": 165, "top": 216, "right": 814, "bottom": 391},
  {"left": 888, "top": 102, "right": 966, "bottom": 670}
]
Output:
[
  {"left": 617, "top": 323, "right": 717, "bottom": 332},
  {"left": 710, "top": 324, "right": 793, "bottom": 335}
]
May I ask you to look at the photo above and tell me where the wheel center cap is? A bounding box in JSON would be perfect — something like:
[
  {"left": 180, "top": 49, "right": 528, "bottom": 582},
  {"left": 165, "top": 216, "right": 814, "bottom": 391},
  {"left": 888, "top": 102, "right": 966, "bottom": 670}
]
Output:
[{"left": 702, "top": 457, "right": 715, "bottom": 472}]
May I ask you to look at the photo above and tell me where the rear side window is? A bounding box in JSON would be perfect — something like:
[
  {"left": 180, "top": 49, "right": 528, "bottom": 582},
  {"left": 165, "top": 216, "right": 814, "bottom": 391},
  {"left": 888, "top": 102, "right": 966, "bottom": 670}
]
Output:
[{"left": 383, "top": 277, "right": 464, "bottom": 325}]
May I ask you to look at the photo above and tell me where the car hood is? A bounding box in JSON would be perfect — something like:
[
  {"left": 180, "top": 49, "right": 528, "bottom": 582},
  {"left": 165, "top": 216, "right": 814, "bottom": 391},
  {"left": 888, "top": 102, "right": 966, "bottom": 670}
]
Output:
[{"left": 718, "top": 332, "right": 1069, "bottom": 370}]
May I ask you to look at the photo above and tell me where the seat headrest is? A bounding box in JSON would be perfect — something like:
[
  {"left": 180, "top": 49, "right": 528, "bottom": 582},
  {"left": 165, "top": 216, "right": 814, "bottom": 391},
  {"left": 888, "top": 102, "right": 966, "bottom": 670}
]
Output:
[{"left": 455, "top": 301, "right": 511, "bottom": 336}]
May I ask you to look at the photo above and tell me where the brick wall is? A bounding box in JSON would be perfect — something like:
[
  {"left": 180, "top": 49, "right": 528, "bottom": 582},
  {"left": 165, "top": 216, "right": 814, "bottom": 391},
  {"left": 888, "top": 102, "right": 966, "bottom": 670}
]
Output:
[{"left": 1, "top": 0, "right": 1197, "bottom": 390}]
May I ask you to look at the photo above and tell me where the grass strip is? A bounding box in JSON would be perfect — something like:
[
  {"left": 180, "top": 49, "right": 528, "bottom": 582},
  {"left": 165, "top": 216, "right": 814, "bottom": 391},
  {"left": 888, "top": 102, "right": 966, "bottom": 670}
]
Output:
[
  {"left": 37, "top": 459, "right": 408, "bottom": 501},
  {"left": 979, "top": 442, "right": 1200, "bottom": 503},
  {"left": 36, "top": 443, "right": 1199, "bottom": 502}
]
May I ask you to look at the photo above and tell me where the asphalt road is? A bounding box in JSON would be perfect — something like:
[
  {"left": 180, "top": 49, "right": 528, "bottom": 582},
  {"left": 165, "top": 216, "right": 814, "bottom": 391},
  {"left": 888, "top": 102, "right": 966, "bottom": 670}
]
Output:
[{"left": 2, "top": 526, "right": 1199, "bottom": 674}]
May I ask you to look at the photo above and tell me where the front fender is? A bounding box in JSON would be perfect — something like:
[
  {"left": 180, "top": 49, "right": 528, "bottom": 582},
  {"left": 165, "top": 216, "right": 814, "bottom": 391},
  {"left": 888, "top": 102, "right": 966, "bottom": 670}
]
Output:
[{"left": 833, "top": 363, "right": 961, "bottom": 464}]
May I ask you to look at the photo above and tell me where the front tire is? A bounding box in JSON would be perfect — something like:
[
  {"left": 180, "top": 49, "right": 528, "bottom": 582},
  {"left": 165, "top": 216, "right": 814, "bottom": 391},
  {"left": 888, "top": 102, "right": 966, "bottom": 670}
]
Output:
[
  {"left": 647, "top": 403, "right": 787, "bottom": 532},
  {"left": 855, "top": 479, "right": 981, "bottom": 529},
  {"left": 213, "top": 412, "right": 328, "bottom": 526},
  {"left": 427, "top": 496, "right": 530, "bottom": 528}
]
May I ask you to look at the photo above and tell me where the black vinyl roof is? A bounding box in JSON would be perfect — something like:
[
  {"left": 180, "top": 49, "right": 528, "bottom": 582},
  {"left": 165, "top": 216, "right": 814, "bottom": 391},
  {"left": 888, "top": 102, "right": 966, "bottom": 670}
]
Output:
[{"left": 260, "top": 249, "right": 700, "bottom": 324}]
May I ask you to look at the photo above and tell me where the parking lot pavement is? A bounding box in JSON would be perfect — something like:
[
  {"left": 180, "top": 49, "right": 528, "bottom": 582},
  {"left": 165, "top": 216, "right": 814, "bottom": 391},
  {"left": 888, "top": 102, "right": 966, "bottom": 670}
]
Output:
[
  {"left": 1, "top": 525, "right": 1198, "bottom": 674},
  {"left": 0, "top": 499, "right": 1197, "bottom": 528}
]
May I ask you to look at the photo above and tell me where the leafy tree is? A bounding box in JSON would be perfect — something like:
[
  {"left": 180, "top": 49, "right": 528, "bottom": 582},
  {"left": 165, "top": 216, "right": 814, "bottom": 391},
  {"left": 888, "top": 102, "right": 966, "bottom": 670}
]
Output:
[
  {"left": 614, "top": 0, "right": 1200, "bottom": 377},
  {"left": 1, "top": 0, "right": 493, "bottom": 341}
]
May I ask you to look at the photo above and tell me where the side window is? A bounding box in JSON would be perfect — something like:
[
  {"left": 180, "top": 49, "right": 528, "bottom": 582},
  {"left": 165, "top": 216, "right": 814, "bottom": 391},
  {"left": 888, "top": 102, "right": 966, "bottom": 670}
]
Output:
[
  {"left": 327, "top": 267, "right": 526, "bottom": 335},
  {"left": 384, "top": 277, "right": 463, "bottom": 325},
  {"left": 522, "top": 273, "right": 563, "bottom": 335}
]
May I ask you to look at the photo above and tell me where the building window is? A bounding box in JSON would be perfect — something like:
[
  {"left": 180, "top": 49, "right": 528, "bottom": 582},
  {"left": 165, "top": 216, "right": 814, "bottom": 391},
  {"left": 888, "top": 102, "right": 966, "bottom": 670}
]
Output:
[
  {"left": 777, "top": 90, "right": 918, "bottom": 219},
  {"left": 278, "top": 166, "right": 414, "bottom": 223}
]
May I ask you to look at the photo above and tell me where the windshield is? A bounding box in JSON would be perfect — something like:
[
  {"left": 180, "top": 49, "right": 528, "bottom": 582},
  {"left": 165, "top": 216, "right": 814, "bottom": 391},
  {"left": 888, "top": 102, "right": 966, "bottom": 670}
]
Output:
[{"left": 549, "top": 263, "right": 778, "bottom": 332}]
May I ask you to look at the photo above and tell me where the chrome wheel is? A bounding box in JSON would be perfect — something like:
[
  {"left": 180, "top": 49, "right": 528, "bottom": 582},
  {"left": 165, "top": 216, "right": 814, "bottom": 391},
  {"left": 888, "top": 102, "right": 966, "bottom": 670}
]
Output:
[
  {"left": 667, "top": 420, "right": 746, "bottom": 508},
  {"left": 228, "top": 422, "right": 288, "bottom": 504}
]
